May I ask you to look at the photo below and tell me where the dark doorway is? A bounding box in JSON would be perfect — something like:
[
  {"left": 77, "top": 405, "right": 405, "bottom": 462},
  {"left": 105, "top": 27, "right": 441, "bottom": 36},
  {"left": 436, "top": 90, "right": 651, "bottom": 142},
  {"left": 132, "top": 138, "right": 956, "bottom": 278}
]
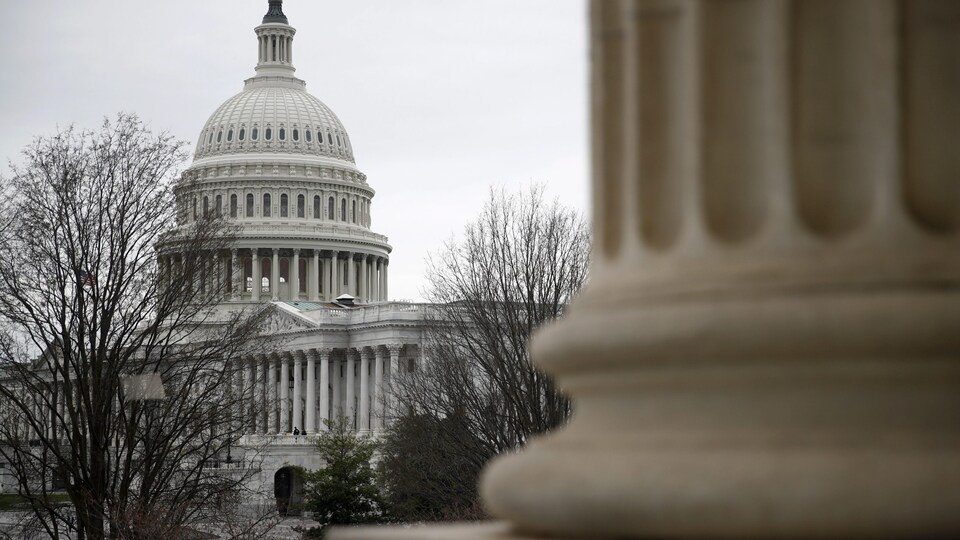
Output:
[{"left": 274, "top": 467, "right": 304, "bottom": 517}]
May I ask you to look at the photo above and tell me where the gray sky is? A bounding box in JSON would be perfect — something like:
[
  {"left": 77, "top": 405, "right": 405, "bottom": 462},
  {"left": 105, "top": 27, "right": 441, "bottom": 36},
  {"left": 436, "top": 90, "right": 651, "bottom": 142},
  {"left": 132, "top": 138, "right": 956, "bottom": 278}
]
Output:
[{"left": 0, "top": 1, "right": 589, "bottom": 302}]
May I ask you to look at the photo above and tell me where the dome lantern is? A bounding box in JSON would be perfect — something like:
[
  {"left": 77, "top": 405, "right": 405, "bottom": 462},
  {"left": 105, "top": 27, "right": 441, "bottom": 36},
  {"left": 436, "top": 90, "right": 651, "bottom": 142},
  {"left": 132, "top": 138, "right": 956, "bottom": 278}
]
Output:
[
  {"left": 254, "top": 0, "right": 296, "bottom": 78},
  {"left": 262, "top": 0, "right": 288, "bottom": 24}
]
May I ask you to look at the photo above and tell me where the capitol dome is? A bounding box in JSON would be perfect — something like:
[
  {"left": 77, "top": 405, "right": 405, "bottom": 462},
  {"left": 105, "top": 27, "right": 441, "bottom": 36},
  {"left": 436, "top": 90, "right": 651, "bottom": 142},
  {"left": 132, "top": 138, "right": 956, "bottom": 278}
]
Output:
[
  {"left": 194, "top": 85, "right": 355, "bottom": 163},
  {"left": 162, "top": 0, "right": 391, "bottom": 307}
]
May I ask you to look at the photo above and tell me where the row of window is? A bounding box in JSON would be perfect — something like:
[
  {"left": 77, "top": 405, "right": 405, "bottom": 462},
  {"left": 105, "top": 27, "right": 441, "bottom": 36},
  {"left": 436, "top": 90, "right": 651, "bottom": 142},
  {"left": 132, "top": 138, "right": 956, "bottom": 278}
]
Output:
[
  {"left": 204, "top": 125, "right": 346, "bottom": 152},
  {"left": 190, "top": 193, "right": 369, "bottom": 224}
]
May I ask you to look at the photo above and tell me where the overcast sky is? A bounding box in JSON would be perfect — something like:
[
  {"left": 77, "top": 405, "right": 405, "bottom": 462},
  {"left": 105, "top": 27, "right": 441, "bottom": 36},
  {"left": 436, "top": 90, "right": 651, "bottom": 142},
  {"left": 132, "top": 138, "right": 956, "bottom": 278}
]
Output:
[{"left": 0, "top": 1, "right": 589, "bottom": 302}]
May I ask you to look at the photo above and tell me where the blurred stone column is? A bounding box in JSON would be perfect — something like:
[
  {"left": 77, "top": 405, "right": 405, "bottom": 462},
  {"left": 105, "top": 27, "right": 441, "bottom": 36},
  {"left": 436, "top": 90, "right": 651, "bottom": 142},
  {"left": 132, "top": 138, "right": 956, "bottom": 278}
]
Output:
[{"left": 480, "top": 1, "right": 960, "bottom": 538}]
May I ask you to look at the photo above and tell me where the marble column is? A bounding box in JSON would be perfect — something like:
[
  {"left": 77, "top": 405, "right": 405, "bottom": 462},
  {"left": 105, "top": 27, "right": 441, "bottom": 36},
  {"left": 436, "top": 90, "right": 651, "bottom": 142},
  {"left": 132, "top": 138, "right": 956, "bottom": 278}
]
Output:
[
  {"left": 329, "top": 251, "right": 339, "bottom": 301},
  {"left": 305, "top": 349, "right": 317, "bottom": 434},
  {"left": 291, "top": 248, "right": 301, "bottom": 301},
  {"left": 267, "top": 355, "right": 277, "bottom": 434},
  {"left": 318, "top": 348, "right": 331, "bottom": 431},
  {"left": 387, "top": 344, "right": 401, "bottom": 423},
  {"left": 293, "top": 351, "right": 303, "bottom": 433},
  {"left": 345, "top": 348, "right": 356, "bottom": 429},
  {"left": 254, "top": 359, "right": 264, "bottom": 434},
  {"left": 477, "top": 2, "right": 960, "bottom": 539},
  {"left": 331, "top": 354, "right": 342, "bottom": 421},
  {"left": 373, "top": 347, "right": 385, "bottom": 430},
  {"left": 251, "top": 249, "right": 261, "bottom": 302},
  {"left": 381, "top": 259, "right": 388, "bottom": 301},
  {"left": 359, "top": 255, "right": 368, "bottom": 303},
  {"left": 230, "top": 248, "right": 240, "bottom": 301},
  {"left": 243, "top": 358, "right": 253, "bottom": 433},
  {"left": 271, "top": 248, "right": 280, "bottom": 301},
  {"left": 311, "top": 250, "right": 320, "bottom": 301},
  {"left": 279, "top": 353, "right": 290, "bottom": 433},
  {"left": 359, "top": 348, "right": 371, "bottom": 431},
  {"left": 344, "top": 252, "right": 353, "bottom": 298}
]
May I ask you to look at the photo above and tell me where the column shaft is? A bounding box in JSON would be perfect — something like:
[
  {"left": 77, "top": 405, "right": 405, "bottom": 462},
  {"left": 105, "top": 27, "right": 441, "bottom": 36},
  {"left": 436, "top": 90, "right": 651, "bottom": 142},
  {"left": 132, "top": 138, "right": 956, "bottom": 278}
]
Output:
[
  {"left": 271, "top": 248, "right": 280, "bottom": 301},
  {"left": 280, "top": 354, "right": 290, "bottom": 433},
  {"left": 359, "top": 349, "right": 370, "bottom": 431},
  {"left": 267, "top": 356, "right": 277, "bottom": 433},
  {"left": 291, "top": 249, "right": 300, "bottom": 301},
  {"left": 345, "top": 349, "right": 356, "bottom": 429},
  {"left": 319, "top": 350, "right": 330, "bottom": 430},
  {"left": 293, "top": 352, "right": 303, "bottom": 432},
  {"left": 251, "top": 249, "right": 261, "bottom": 302},
  {"left": 374, "top": 348, "right": 385, "bottom": 430}
]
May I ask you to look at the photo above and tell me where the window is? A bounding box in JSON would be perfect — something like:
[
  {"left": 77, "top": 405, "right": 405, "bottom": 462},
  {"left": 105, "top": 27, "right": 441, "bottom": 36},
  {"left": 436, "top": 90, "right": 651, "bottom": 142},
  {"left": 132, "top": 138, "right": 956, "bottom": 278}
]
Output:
[
  {"left": 337, "top": 134, "right": 342, "bottom": 147},
  {"left": 280, "top": 194, "right": 288, "bottom": 217},
  {"left": 193, "top": 198, "right": 197, "bottom": 220},
  {"left": 227, "top": 129, "right": 233, "bottom": 142},
  {"left": 203, "top": 196, "right": 209, "bottom": 217},
  {"left": 230, "top": 194, "right": 238, "bottom": 217},
  {"left": 340, "top": 199, "right": 347, "bottom": 221},
  {"left": 279, "top": 128, "right": 286, "bottom": 141},
  {"left": 208, "top": 132, "right": 214, "bottom": 144},
  {"left": 352, "top": 200, "right": 356, "bottom": 223},
  {"left": 246, "top": 193, "right": 254, "bottom": 217},
  {"left": 314, "top": 195, "right": 321, "bottom": 218},
  {"left": 216, "top": 131, "right": 222, "bottom": 143},
  {"left": 263, "top": 194, "right": 272, "bottom": 217},
  {"left": 239, "top": 128, "right": 245, "bottom": 141},
  {"left": 318, "top": 130, "right": 323, "bottom": 144},
  {"left": 305, "top": 130, "right": 312, "bottom": 143},
  {"left": 327, "top": 132, "right": 333, "bottom": 145},
  {"left": 328, "top": 197, "right": 334, "bottom": 220},
  {"left": 293, "top": 129, "right": 299, "bottom": 141},
  {"left": 252, "top": 127, "right": 259, "bottom": 141},
  {"left": 266, "top": 127, "right": 273, "bottom": 140},
  {"left": 407, "top": 358, "right": 416, "bottom": 372},
  {"left": 215, "top": 195, "right": 222, "bottom": 216},
  {"left": 297, "top": 194, "right": 305, "bottom": 218}
]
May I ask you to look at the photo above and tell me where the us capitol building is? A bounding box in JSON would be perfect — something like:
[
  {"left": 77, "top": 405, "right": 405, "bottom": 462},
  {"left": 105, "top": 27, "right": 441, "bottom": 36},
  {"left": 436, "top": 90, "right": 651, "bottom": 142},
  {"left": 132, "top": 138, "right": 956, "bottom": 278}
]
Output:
[{"left": 159, "top": 0, "right": 430, "bottom": 501}]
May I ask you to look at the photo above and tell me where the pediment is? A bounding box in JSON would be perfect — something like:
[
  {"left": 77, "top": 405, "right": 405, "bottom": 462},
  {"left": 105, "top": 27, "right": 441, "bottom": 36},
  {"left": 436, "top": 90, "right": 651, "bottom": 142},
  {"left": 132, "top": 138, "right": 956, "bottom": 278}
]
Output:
[{"left": 260, "top": 306, "right": 316, "bottom": 334}]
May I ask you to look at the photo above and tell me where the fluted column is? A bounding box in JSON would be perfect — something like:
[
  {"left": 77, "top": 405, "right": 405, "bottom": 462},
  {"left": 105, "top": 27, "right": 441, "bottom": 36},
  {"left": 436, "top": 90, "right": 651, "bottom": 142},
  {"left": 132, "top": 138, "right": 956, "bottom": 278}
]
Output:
[
  {"left": 271, "top": 248, "right": 280, "bottom": 301},
  {"left": 480, "top": 2, "right": 960, "bottom": 539},
  {"left": 254, "top": 359, "right": 264, "bottom": 434},
  {"left": 381, "top": 259, "right": 388, "bottom": 301},
  {"left": 331, "top": 353, "right": 342, "bottom": 420},
  {"left": 345, "top": 348, "right": 357, "bottom": 429},
  {"left": 344, "top": 252, "right": 353, "bottom": 298},
  {"left": 329, "top": 250, "right": 339, "bottom": 301},
  {"left": 267, "top": 355, "right": 277, "bottom": 434},
  {"left": 279, "top": 352, "right": 290, "bottom": 433},
  {"left": 230, "top": 248, "right": 240, "bottom": 301},
  {"left": 386, "top": 344, "right": 401, "bottom": 424},
  {"left": 358, "top": 348, "right": 371, "bottom": 431},
  {"left": 318, "top": 348, "right": 331, "bottom": 431},
  {"left": 373, "top": 346, "right": 385, "bottom": 430},
  {"left": 306, "top": 349, "right": 317, "bottom": 433},
  {"left": 291, "top": 248, "right": 301, "bottom": 301},
  {"left": 251, "top": 249, "right": 261, "bottom": 302},
  {"left": 243, "top": 358, "right": 253, "bottom": 433},
  {"left": 311, "top": 250, "right": 320, "bottom": 301},
  {"left": 292, "top": 351, "right": 303, "bottom": 433},
  {"left": 359, "top": 255, "right": 368, "bottom": 303}
]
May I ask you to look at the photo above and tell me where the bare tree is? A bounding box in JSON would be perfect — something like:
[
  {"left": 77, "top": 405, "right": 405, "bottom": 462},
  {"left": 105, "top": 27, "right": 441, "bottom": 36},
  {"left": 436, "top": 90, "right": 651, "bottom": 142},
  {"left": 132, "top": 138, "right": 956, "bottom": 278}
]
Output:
[
  {"left": 381, "top": 185, "right": 589, "bottom": 519},
  {"left": 0, "top": 115, "right": 269, "bottom": 539}
]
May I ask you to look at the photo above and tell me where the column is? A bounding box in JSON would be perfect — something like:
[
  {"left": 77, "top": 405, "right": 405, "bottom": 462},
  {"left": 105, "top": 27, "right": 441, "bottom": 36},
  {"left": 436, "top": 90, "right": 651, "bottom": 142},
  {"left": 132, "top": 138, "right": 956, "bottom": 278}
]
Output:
[
  {"left": 331, "top": 354, "right": 341, "bottom": 421},
  {"left": 329, "top": 251, "right": 339, "bottom": 301},
  {"left": 267, "top": 355, "right": 277, "bottom": 434},
  {"left": 279, "top": 353, "right": 290, "bottom": 433},
  {"left": 291, "top": 248, "right": 301, "bottom": 301},
  {"left": 373, "top": 346, "right": 385, "bottom": 430},
  {"left": 311, "top": 250, "right": 320, "bottom": 301},
  {"left": 305, "top": 349, "right": 317, "bottom": 434},
  {"left": 359, "top": 348, "right": 371, "bottom": 431},
  {"left": 271, "top": 248, "right": 280, "bottom": 301},
  {"left": 345, "top": 348, "right": 356, "bottom": 429},
  {"left": 243, "top": 358, "right": 253, "bottom": 433},
  {"left": 254, "top": 359, "right": 264, "bottom": 434},
  {"left": 359, "top": 255, "right": 368, "bottom": 303},
  {"left": 230, "top": 248, "right": 240, "bottom": 301},
  {"left": 382, "top": 259, "right": 388, "bottom": 301},
  {"left": 292, "top": 351, "right": 303, "bottom": 433},
  {"left": 479, "top": 2, "right": 960, "bottom": 539},
  {"left": 318, "top": 349, "right": 331, "bottom": 431},
  {"left": 251, "top": 249, "right": 261, "bottom": 302},
  {"left": 346, "top": 252, "right": 357, "bottom": 296},
  {"left": 387, "top": 344, "right": 401, "bottom": 423}
]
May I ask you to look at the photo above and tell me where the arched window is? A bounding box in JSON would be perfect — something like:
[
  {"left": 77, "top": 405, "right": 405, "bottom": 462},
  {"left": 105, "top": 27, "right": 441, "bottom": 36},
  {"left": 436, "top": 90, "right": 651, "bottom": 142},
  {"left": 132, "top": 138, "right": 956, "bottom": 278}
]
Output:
[
  {"left": 252, "top": 127, "right": 259, "bottom": 141},
  {"left": 351, "top": 200, "right": 357, "bottom": 223},
  {"left": 230, "top": 194, "right": 238, "bottom": 217},
  {"left": 208, "top": 132, "right": 214, "bottom": 144},
  {"left": 239, "top": 128, "right": 246, "bottom": 141},
  {"left": 340, "top": 199, "right": 347, "bottom": 221},
  {"left": 227, "top": 129, "right": 233, "bottom": 142},
  {"left": 215, "top": 195, "right": 222, "bottom": 216},
  {"left": 203, "top": 196, "right": 209, "bottom": 217},
  {"left": 193, "top": 197, "right": 197, "bottom": 221},
  {"left": 293, "top": 129, "right": 299, "bottom": 142},
  {"left": 265, "top": 127, "right": 273, "bottom": 140},
  {"left": 246, "top": 193, "right": 254, "bottom": 217},
  {"left": 279, "top": 128, "right": 286, "bottom": 141},
  {"left": 297, "top": 194, "right": 305, "bottom": 218},
  {"left": 318, "top": 130, "right": 323, "bottom": 144},
  {"left": 337, "top": 134, "right": 342, "bottom": 147},
  {"left": 328, "top": 197, "right": 334, "bottom": 220},
  {"left": 280, "top": 194, "right": 288, "bottom": 217},
  {"left": 216, "top": 131, "right": 222, "bottom": 143},
  {"left": 327, "top": 132, "right": 333, "bottom": 145},
  {"left": 305, "top": 130, "right": 312, "bottom": 143},
  {"left": 314, "top": 195, "right": 321, "bottom": 218},
  {"left": 263, "top": 194, "right": 272, "bottom": 217}
]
